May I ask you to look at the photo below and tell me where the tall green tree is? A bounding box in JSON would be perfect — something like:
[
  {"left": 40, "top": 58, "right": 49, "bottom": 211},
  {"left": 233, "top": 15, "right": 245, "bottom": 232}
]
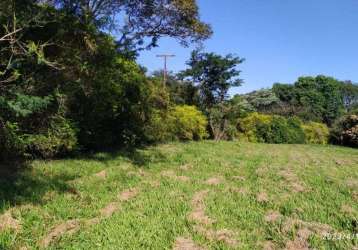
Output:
[
  {"left": 272, "top": 76, "right": 345, "bottom": 125},
  {"left": 0, "top": 0, "right": 212, "bottom": 160},
  {"left": 181, "top": 50, "right": 244, "bottom": 140},
  {"left": 181, "top": 50, "right": 244, "bottom": 109},
  {"left": 45, "top": 0, "right": 212, "bottom": 55}
]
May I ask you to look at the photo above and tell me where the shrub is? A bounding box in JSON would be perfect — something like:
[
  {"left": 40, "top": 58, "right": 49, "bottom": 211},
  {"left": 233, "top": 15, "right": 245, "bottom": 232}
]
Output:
[
  {"left": 0, "top": 121, "right": 26, "bottom": 161},
  {"left": 170, "top": 105, "right": 208, "bottom": 140},
  {"left": 24, "top": 116, "right": 78, "bottom": 158},
  {"left": 144, "top": 109, "right": 175, "bottom": 143},
  {"left": 144, "top": 105, "right": 208, "bottom": 142},
  {"left": 330, "top": 114, "right": 358, "bottom": 147},
  {"left": 301, "top": 122, "right": 329, "bottom": 144},
  {"left": 238, "top": 112, "right": 305, "bottom": 144}
]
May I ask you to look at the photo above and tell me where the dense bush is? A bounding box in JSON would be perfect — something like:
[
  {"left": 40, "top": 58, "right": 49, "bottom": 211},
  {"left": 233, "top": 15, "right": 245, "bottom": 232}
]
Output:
[
  {"left": 144, "top": 105, "right": 208, "bottom": 142},
  {"left": 330, "top": 113, "right": 358, "bottom": 147},
  {"left": 0, "top": 121, "right": 25, "bottom": 161},
  {"left": 237, "top": 113, "right": 272, "bottom": 142},
  {"left": 238, "top": 113, "right": 305, "bottom": 144},
  {"left": 23, "top": 116, "right": 78, "bottom": 158},
  {"left": 170, "top": 105, "right": 208, "bottom": 140},
  {"left": 302, "top": 122, "right": 329, "bottom": 144}
]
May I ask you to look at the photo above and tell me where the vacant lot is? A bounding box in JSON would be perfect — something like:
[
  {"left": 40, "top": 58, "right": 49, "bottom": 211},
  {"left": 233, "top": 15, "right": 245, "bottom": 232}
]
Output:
[{"left": 0, "top": 141, "right": 357, "bottom": 249}]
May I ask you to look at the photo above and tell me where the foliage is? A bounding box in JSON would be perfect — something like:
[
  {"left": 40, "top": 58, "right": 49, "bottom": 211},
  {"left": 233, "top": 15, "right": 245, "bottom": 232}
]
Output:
[
  {"left": 272, "top": 76, "right": 345, "bottom": 125},
  {"left": 0, "top": 0, "right": 211, "bottom": 161},
  {"left": 46, "top": 0, "right": 212, "bottom": 54},
  {"left": 150, "top": 71, "right": 199, "bottom": 106},
  {"left": 181, "top": 50, "right": 244, "bottom": 109},
  {"left": 23, "top": 115, "right": 78, "bottom": 158},
  {"left": 170, "top": 105, "right": 208, "bottom": 140},
  {"left": 238, "top": 113, "right": 305, "bottom": 144},
  {"left": 180, "top": 50, "right": 244, "bottom": 141},
  {"left": 238, "top": 89, "right": 280, "bottom": 113},
  {"left": 0, "top": 121, "right": 25, "bottom": 161},
  {"left": 301, "top": 122, "right": 329, "bottom": 144},
  {"left": 145, "top": 105, "right": 207, "bottom": 142},
  {"left": 207, "top": 102, "right": 243, "bottom": 141},
  {"left": 330, "top": 113, "right": 358, "bottom": 148},
  {"left": 340, "top": 81, "right": 358, "bottom": 112}
]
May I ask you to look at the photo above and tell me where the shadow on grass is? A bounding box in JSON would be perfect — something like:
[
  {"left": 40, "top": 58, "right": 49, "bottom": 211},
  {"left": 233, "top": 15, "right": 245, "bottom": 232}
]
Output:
[
  {"left": 0, "top": 160, "right": 79, "bottom": 213},
  {"left": 0, "top": 145, "right": 169, "bottom": 213},
  {"left": 73, "top": 145, "right": 168, "bottom": 167}
]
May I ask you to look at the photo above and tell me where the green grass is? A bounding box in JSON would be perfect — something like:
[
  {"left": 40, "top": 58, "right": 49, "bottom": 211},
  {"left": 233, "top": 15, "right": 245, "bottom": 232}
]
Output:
[{"left": 0, "top": 141, "right": 357, "bottom": 249}]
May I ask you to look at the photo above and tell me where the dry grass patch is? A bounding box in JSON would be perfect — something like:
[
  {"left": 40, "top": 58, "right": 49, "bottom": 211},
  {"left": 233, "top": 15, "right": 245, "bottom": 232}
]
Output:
[
  {"left": 279, "top": 169, "right": 306, "bottom": 193},
  {"left": 204, "top": 177, "right": 224, "bottom": 185},
  {"left": 189, "top": 190, "right": 215, "bottom": 226},
  {"left": 262, "top": 241, "right": 276, "bottom": 250},
  {"left": 0, "top": 211, "right": 21, "bottom": 232},
  {"left": 118, "top": 188, "right": 139, "bottom": 201},
  {"left": 256, "top": 192, "right": 269, "bottom": 203},
  {"left": 161, "top": 170, "right": 191, "bottom": 183},
  {"left": 100, "top": 202, "right": 119, "bottom": 218},
  {"left": 173, "top": 237, "right": 205, "bottom": 250},
  {"left": 194, "top": 225, "right": 239, "bottom": 247},
  {"left": 94, "top": 170, "right": 107, "bottom": 179},
  {"left": 39, "top": 219, "right": 80, "bottom": 248},
  {"left": 264, "top": 210, "right": 282, "bottom": 223}
]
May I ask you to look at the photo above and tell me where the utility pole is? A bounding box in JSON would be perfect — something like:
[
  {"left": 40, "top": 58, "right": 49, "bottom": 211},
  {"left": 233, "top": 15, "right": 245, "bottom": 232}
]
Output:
[{"left": 156, "top": 54, "right": 175, "bottom": 86}]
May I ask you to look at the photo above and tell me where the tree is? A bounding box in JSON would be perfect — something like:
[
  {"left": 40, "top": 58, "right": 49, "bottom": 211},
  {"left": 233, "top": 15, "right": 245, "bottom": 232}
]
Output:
[
  {"left": 150, "top": 71, "right": 199, "bottom": 105},
  {"left": 340, "top": 81, "right": 358, "bottom": 112},
  {"left": 181, "top": 50, "right": 244, "bottom": 140},
  {"left": 0, "top": 0, "right": 213, "bottom": 160},
  {"left": 272, "top": 76, "right": 345, "bottom": 125},
  {"left": 45, "top": 0, "right": 212, "bottom": 55},
  {"left": 181, "top": 50, "right": 244, "bottom": 108},
  {"left": 239, "top": 89, "right": 280, "bottom": 113}
]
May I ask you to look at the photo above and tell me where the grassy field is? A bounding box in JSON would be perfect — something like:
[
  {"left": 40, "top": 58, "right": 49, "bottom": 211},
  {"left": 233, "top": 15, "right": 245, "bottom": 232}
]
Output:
[{"left": 0, "top": 141, "right": 357, "bottom": 249}]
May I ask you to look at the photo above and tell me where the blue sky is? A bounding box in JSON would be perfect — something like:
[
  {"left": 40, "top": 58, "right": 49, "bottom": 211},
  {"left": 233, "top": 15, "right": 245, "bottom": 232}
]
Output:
[{"left": 136, "top": 0, "right": 358, "bottom": 94}]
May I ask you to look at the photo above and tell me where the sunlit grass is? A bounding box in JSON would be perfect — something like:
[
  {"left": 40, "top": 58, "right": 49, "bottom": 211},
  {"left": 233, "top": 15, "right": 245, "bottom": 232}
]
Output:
[{"left": 0, "top": 141, "right": 357, "bottom": 249}]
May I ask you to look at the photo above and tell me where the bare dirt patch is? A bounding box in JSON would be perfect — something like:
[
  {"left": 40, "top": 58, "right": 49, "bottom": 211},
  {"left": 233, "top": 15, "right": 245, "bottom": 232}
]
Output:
[
  {"left": 284, "top": 222, "right": 313, "bottom": 250},
  {"left": 148, "top": 180, "right": 161, "bottom": 187},
  {"left": 282, "top": 218, "right": 333, "bottom": 237},
  {"left": 205, "top": 177, "right": 223, "bottom": 185},
  {"left": 346, "top": 178, "right": 358, "bottom": 189},
  {"left": 0, "top": 211, "right": 21, "bottom": 232},
  {"left": 161, "top": 170, "right": 190, "bottom": 183},
  {"left": 341, "top": 204, "right": 354, "bottom": 214},
  {"left": 173, "top": 237, "right": 205, "bottom": 250},
  {"left": 189, "top": 190, "right": 215, "bottom": 225},
  {"left": 94, "top": 170, "right": 107, "bottom": 179},
  {"left": 189, "top": 191, "right": 239, "bottom": 247},
  {"left": 39, "top": 219, "right": 80, "bottom": 248},
  {"left": 118, "top": 188, "right": 139, "bottom": 201},
  {"left": 179, "top": 164, "right": 193, "bottom": 171},
  {"left": 262, "top": 241, "right": 275, "bottom": 250},
  {"left": 256, "top": 192, "right": 269, "bottom": 203},
  {"left": 285, "top": 227, "right": 312, "bottom": 250},
  {"left": 194, "top": 225, "right": 239, "bottom": 247},
  {"left": 264, "top": 210, "right": 282, "bottom": 223},
  {"left": 280, "top": 170, "right": 306, "bottom": 193},
  {"left": 227, "top": 187, "right": 248, "bottom": 195},
  {"left": 285, "top": 239, "right": 309, "bottom": 250},
  {"left": 100, "top": 202, "right": 119, "bottom": 218}
]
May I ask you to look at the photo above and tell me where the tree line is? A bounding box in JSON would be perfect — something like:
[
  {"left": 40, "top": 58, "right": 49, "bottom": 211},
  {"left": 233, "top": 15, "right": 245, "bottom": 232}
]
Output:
[{"left": 1, "top": 0, "right": 357, "bottom": 163}]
